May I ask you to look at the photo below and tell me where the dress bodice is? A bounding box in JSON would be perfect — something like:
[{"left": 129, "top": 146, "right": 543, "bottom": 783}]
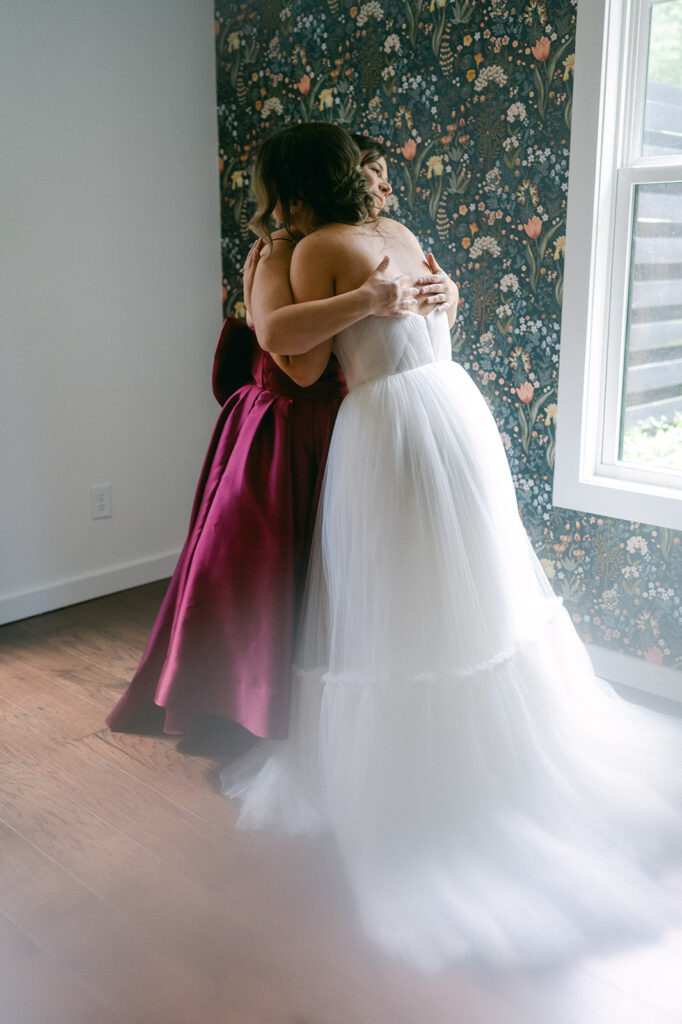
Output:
[
  {"left": 334, "top": 310, "right": 452, "bottom": 390},
  {"left": 212, "top": 317, "right": 347, "bottom": 405},
  {"left": 251, "top": 346, "right": 347, "bottom": 402}
]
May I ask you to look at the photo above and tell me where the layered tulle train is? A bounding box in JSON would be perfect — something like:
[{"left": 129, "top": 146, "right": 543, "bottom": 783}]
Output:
[{"left": 222, "top": 312, "right": 682, "bottom": 971}]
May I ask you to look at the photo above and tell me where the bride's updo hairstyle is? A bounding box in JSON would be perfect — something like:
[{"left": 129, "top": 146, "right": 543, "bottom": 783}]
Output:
[
  {"left": 250, "top": 122, "right": 374, "bottom": 239},
  {"left": 349, "top": 132, "right": 387, "bottom": 167}
]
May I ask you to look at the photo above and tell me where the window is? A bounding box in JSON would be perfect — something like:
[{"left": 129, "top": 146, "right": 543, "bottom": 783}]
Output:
[{"left": 554, "top": 0, "right": 682, "bottom": 530}]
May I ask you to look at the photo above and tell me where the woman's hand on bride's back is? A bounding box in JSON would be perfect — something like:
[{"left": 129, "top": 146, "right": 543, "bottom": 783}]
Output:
[
  {"left": 359, "top": 256, "right": 418, "bottom": 318},
  {"left": 242, "top": 238, "right": 265, "bottom": 328}
]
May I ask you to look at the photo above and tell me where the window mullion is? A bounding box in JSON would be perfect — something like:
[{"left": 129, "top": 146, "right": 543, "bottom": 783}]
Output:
[
  {"left": 605, "top": 0, "right": 650, "bottom": 469},
  {"left": 621, "top": 0, "right": 653, "bottom": 166},
  {"left": 601, "top": 169, "right": 637, "bottom": 472},
  {"left": 580, "top": 0, "right": 633, "bottom": 481}
]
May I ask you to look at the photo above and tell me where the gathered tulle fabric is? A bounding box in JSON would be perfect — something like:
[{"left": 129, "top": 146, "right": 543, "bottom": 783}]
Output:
[{"left": 222, "top": 311, "right": 682, "bottom": 971}]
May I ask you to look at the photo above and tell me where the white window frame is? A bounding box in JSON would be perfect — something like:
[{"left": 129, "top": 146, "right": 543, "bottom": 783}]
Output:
[{"left": 554, "top": 0, "right": 682, "bottom": 531}]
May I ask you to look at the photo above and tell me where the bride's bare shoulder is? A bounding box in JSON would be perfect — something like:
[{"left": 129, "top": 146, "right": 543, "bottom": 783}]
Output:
[
  {"left": 292, "top": 218, "right": 424, "bottom": 270},
  {"left": 377, "top": 217, "right": 424, "bottom": 249},
  {"left": 290, "top": 223, "right": 356, "bottom": 265}
]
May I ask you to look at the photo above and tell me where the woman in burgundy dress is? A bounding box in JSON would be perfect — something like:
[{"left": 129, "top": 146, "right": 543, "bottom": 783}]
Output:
[{"left": 106, "top": 136, "right": 416, "bottom": 740}]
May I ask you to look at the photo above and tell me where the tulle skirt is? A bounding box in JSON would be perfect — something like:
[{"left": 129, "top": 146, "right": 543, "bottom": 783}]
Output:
[{"left": 222, "top": 359, "right": 682, "bottom": 972}]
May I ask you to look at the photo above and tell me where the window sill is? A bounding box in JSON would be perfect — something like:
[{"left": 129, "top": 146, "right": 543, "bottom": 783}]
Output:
[
  {"left": 553, "top": 463, "right": 682, "bottom": 530},
  {"left": 587, "top": 641, "right": 682, "bottom": 706}
]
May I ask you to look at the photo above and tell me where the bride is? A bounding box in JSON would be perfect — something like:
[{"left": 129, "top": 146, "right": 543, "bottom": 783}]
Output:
[{"left": 222, "top": 122, "right": 682, "bottom": 972}]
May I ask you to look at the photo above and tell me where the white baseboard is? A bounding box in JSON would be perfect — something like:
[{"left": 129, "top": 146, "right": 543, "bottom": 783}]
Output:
[
  {"left": 587, "top": 642, "right": 682, "bottom": 705},
  {"left": 0, "top": 551, "right": 180, "bottom": 626}
]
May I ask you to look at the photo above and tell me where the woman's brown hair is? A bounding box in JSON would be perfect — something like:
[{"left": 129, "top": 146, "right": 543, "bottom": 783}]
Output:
[{"left": 249, "top": 122, "right": 374, "bottom": 240}]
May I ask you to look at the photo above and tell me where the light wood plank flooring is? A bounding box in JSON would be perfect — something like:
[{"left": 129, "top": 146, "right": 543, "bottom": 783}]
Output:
[{"left": 0, "top": 582, "right": 680, "bottom": 1024}]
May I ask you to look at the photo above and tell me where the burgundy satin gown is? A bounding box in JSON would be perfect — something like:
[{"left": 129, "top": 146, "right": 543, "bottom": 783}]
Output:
[{"left": 106, "top": 319, "right": 347, "bottom": 739}]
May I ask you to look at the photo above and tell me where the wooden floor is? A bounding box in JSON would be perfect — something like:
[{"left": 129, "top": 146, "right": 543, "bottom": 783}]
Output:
[{"left": 0, "top": 582, "right": 680, "bottom": 1024}]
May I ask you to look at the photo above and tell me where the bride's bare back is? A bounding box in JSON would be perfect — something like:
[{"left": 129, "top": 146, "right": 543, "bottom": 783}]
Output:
[{"left": 290, "top": 218, "right": 436, "bottom": 318}]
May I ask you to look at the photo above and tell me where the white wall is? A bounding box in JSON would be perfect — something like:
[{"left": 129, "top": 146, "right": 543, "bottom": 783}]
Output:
[{"left": 0, "top": 0, "right": 223, "bottom": 624}]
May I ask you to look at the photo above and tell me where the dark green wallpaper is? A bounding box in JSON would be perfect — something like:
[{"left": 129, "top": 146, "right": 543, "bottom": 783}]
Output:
[{"left": 215, "top": 0, "right": 681, "bottom": 671}]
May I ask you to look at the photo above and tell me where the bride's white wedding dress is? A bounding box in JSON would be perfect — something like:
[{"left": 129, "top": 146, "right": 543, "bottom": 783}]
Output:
[{"left": 221, "top": 310, "right": 682, "bottom": 972}]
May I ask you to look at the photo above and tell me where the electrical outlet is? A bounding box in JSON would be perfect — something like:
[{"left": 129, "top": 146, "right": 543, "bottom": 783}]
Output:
[{"left": 91, "top": 484, "right": 113, "bottom": 519}]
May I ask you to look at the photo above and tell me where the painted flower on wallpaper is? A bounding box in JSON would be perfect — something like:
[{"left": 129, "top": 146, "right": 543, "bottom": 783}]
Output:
[
  {"left": 509, "top": 346, "right": 532, "bottom": 375},
  {"left": 261, "top": 97, "right": 283, "bottom": 119},
  {"left": 401, "top": 138, "right": 434, "bottom": 209},
  {"left": 507, "top": 102, "right": 528, "bottom": 124},
  {"left": 470, "top": 236, "right": 501, "bottom": 259},
  {"left": 216, "top": 0, "right": 681, "bottom": 670},
  {"left": 524, "top": 216, "right": 543, "bottom": 239},
  {"left": 356, "top": 2, "right": 383, "bottom": 27},
  {"left": 517, "top": 180, "right": 540, "bottom": 206},
  {"left": 474, "top": 66, "right": 508, "bottom": 92},
  {"left": 318, "top": 88, "right": 334, "bottom": 110},
  {"left": 531, "top": 37, "right": 551, "bottom": 61},
  {"left": 523, "top": 216, "right": 564, "bottom": 291},
  {"left": 530, "top": 32, "right": 574, "bottom": 117},
  {"left": 426, "top": 155, "right": 444, "bottom": 178},
  {"left": 627, "top": 536, "right": 649, "bottom": 557},
  {"left": 540, "top": 557, "right": 556, "bottom": 579},
  {"left": 524, "top": 1, "right": 549, "bottom": 26}
]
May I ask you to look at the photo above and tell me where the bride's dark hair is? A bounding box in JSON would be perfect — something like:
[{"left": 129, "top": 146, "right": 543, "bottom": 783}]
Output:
[
  {"left": 349, "top": 133, "right": 387, "bottom": 167},
  {"left": 249, "top": 122, "right": 373, "bottom": 239}
]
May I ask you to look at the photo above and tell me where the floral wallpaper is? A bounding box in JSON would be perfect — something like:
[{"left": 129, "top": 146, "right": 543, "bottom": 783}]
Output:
[{"left": 215, "top": 0, "right": 682, "bottom": 672}]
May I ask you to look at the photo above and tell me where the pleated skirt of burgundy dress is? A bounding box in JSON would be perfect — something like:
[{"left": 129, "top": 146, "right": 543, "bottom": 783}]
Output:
[{"left": 106, "top": 319, "right": 347, "bottom": 739}]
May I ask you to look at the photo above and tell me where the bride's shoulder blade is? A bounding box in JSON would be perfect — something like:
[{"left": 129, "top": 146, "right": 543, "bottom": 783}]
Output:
[{"left": 290, "top": 225, "right": 350, "bottom": 268}]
